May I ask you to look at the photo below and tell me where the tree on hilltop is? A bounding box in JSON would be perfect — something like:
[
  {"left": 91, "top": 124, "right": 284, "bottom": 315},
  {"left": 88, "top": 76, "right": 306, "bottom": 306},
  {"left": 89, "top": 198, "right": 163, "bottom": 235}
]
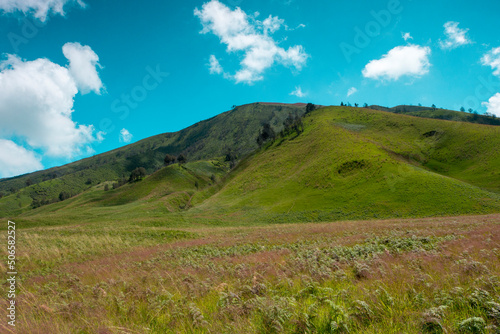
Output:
[{"left": 305, "top": 103, "right": 316, "bottom": 114}]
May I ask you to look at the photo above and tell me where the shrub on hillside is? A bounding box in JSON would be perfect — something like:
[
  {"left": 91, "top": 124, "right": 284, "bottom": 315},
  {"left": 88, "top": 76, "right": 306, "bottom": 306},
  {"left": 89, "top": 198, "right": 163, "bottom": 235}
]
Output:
[
  {"left": 256, "top": 122, "right": 276, "bottom": 147},
  {"left": 164, "top": 154, "right": 176, "bottom": 165},
  {"left": 112, "top": 178, "right": 127, "bottom": 189},
  {"left": 129, "top": 167, "right": 147, "bottom": 182},
  {"left": 59, "top": 191, "right": 71, "bottom": 201},
  {"left": 177, "top": 154, "right": 187, "bottom": 164}
]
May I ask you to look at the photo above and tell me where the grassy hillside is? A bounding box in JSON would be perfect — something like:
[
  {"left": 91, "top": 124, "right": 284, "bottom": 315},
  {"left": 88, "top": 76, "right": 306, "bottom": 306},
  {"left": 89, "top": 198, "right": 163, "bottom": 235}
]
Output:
[
  {"left": 0, "top": 103, "right": 306, "bottom": 216},
  {"left": 13, "top": 160, "right": 229, "bottom": 228},
  {"left": 3, "top": 103, "right": 498, "bottom": 219},
  {"left": 190, "top": 106, "right": 500, "bottom": 223},
  {"left": 11, "top": 106, "right": 500, "bottom": 227}
]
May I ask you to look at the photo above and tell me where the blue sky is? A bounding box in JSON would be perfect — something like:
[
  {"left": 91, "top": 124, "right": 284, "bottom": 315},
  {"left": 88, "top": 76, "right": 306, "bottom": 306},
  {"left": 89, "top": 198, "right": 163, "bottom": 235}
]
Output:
[{"left": 0, "top": 0, "right": 500, "bottom": 178}]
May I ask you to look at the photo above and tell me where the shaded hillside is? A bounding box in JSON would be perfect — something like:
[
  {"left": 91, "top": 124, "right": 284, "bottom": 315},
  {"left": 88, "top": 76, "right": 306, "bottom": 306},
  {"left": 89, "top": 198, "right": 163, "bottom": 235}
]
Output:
[
  {"left": 0, "top": 103, "right": 306, "bottom": 215},
  {"left": 12, "top": 160, "right": 229, "bottom": 227},
  {"left": 369, "top": 104, "right": 500, "bottom": 125}
]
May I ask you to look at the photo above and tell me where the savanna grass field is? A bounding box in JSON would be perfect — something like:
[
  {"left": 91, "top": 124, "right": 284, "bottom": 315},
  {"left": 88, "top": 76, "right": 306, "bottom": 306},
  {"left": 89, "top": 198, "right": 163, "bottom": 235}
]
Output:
[{"left": 1, "top": 214, "right": 499, "bottom": 333}]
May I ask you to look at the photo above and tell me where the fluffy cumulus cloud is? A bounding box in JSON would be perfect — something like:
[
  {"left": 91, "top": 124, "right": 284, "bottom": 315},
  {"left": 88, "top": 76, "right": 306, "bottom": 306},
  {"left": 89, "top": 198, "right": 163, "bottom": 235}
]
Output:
[
  {"left": 439, "top": 21, "right": 472, "bottom": 50},
  {"left": 362, "top": 45, "right": 431, "bottom": 81},
  {"left": 481, "top": 47, "right": 500, "bottom": 77},
  {"left": 194, "top": 0, "right": 308, "bottom": 84},
  {"left": 119, "top": 128, "right": 133, "bottom": 143},
  {"left": 0, "top": 0, "right": 86, "bottom": 21},
  {"left": 290, "top": 86, "right": 305, "bottom": 97},
  {"left": 0, "top": 139, "right": 43, "bottom": 178},
  {"left": 0, "top": 42, "right": 104, "bottom": 177},
  {"left": 347, "top": 87, "right": 357, "bottom": 97},
  {"left": 482, "top": 93, "right": 500, "bottom": 117},
  {"left": 62, "top": 42, "right": 103, "bottom": 94}
]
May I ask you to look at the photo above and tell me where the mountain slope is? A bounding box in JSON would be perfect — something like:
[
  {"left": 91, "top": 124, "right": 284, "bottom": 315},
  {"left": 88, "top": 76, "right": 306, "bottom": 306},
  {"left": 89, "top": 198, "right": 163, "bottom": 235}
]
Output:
[
  {"left": 188, "top": 106, "right": 500, "bottom": 223},
  {"left": 13, "top": 160, "right": 229, "bottom": 228},
  {"left": 4, "top": 105, "right": 500, "bottom": 225},
  {"left": 0, "top": 103, "right": 306, "bottom": 216}
]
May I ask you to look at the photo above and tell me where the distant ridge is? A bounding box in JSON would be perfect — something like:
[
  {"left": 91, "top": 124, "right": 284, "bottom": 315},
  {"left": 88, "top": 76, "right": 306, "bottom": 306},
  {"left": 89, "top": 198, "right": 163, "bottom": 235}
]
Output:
[
  {"left": 368, "top": 104, "right": 500, "bottom": 126},
  {"left": 259, "top": 102, "right": 308, "bottom": 107}
]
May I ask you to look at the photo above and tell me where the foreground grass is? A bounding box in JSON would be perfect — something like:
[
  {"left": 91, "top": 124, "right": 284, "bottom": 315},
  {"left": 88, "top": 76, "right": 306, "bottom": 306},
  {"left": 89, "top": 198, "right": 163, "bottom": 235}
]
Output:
[{"left": 1, "top": 214, "right": 499, "bottom": 333}]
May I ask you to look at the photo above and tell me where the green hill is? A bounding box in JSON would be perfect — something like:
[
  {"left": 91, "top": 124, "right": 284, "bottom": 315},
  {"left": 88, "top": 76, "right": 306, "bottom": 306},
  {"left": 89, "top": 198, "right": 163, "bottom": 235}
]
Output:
[
  {"left": 189, "top": 106, "right": 500, "bottom": 223},
  {"left": 8, "top": 105, "right": 500, "bottom": 226},
  {"left": 0, "top": 102, "right": 306, "bottom": 216},
  {"left": 13, "top": 160, "right": 229, "bottom": 228}
]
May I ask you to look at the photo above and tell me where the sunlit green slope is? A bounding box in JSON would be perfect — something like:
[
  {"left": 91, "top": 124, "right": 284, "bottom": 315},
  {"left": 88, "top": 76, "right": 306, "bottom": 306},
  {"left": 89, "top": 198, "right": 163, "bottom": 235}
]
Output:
[{"left": 190, "top": 106, "right": 500, "bottom": 223}]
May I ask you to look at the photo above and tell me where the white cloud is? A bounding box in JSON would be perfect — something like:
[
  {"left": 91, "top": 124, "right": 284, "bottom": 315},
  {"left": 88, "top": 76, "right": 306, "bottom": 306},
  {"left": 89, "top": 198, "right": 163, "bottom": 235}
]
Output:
[
  {"left": 362, "top": 44, "right": 431, "bottom": 81},
  {"left": 482, "top": 93, "right": 500, "bottom": 117},
  {"left": 347, "top": 87, "right": 357, "bottom": 97},
  {"left": 96, "top": 131, "right": 105, "bottom": 142},
  {"left": 0, "top": 42, "right": 104, "bottom": 177},
  {"left": 439, "top": 21, "right": 472, "bottom": 50},
  {"left": 62, "top": 42, "right": 103, "bottom": 94},
  {"left": 481, "top": 47, "right": 500, "bottom": 77},
  {"left": 402, "top": 32, "right": 412, "bottom": 41},
  {"left": 208, "top": 54, "right": 223, "bottom": 74},
  {"left": 480, "top": 48, "right": 500, "bottom": 117},
  {"left": 263, "top": 15, "right": 284, "bottom": 34},
  {"left": 194, "top": 0, "right": 308, "bottom": 84},
  {"left": 119, "top": 128, "right": 132, "bottom": 143},
  {"left": 0, "top": 0, "right": 86, "bottom": 21},
  {"left": 290, "top": 86, "right": 305, "bottom": 97},
  {"left": 0, "top": 139, "right": 42, "bottom": 178}
]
